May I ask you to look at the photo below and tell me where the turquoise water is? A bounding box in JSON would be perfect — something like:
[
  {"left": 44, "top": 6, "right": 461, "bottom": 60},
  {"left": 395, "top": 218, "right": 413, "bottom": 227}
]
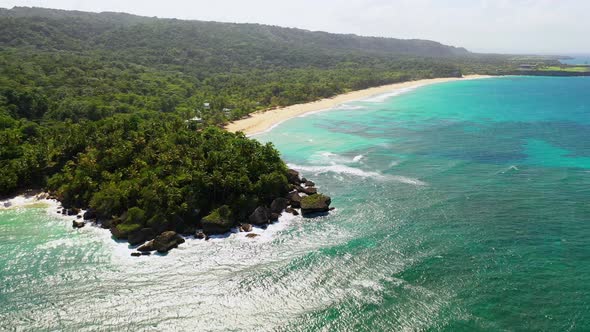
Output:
[
  {"left": 2, "top": 76, "right": 590, "bottom": 331},
  {"left": 560, "top": 56, "right": 590, "bottom": 65}
]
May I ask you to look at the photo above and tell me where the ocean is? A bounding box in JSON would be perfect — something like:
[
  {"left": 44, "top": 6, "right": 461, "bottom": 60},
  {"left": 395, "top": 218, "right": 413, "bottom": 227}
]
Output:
[{"left": 1, "top": 76, "right": 590, "bottom": 331}]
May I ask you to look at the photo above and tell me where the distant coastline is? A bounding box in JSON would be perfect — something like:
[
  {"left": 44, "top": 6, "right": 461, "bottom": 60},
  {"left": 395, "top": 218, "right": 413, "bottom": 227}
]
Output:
[{"left": 226, "top": 75, "right": 493, "bottom": 136}]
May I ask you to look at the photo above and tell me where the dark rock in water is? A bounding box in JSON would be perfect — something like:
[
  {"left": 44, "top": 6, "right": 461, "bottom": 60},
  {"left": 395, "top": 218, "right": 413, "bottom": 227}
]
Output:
[
  {"left": 270, "top": 213, "right": 280, "bottom": 222},
  {"left": 301, "top": 177, "right": 308, "bottom": 183},
  {"left": 201, "top": 206, "right": 234, "bottom": 235},
  {"left": 287, "top": 169, "right": 302, "bottom": 184},
  {"left": 131, "top": 252, "right": 141, "bottom": 257},
  {"left": 285, "top": 207, "right": 299, "bottom": 216},
  {"left": 287, "top": 191, "right": 302, "bottom": 208},
  {"left": 77, "top": 215, "right": 82, "bottom": 219},
  {"left": 66, "top": 208, "right": 80, "bottom": 216},
  {"left": 72, "top": 220, "right": 85, "bottom": 229},
  {"left": 137, "top": 240, "right": 155, "bottom": 252},
  {"left": 301, "top": 194, "right": 332, "bottom": 216},
  {"left": 329, "top": 207, "right": 336, "bottom": 211},
  {"left": 61, "top": 209, "right": 67, "bottom": 215},
  {"left": 153, "top": 231, "right": 185, "bottom": 253},
  {"left": 110, "top": 226, "right": 126, "bottom": 239},
  {"left": 302, "top": 187, "right": 318, "bottom": 196},
  {"left": 246, "top": 233, "right": 260, "bottom": 238},
  {"left": 195, "top": 231, "right": 207, "bottom": 239},
  {"left": 100, "top": 218, "right": 115, "bottom": 229},
  {"left": 240, "top": 223, "right": 253, "bottom": 232},
  {"left": 270, "top": 197, "right": 289, "bottom": 213},
  {"left": 305, "top": 180, "right": 315, "bottom": 187},
  {"left": 249, "top": 206, "right": 271, "bottom": 225},
  {"left": 141, "top": 251, "right": 151, "bottom": 256},
  {"left": 83, "top": 209, "right": 97, "bottom": 220},
  {"left": 128, "top": 228, "right": 156, "bottom": 246}
]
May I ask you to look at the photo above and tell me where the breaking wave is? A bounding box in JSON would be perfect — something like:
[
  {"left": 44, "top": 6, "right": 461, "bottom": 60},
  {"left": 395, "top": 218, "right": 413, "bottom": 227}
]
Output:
[{"left": 288, "top": 164, "right": 426, "bottom": 186}]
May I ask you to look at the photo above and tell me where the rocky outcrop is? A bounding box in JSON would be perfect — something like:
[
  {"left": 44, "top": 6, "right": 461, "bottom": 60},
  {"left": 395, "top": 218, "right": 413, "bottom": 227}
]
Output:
[
  {"left": 83, "top": 209, "right": 97, "bottom": 220},
  {"left": 201, "top": 206, "right": 234, "bottom": 235},
  {"left": 287, "top": 191, "right": 302, "bottom": 208},
  {"left": 270, "top": 197, "right": 289, "bottom": 214},
  {"left": 128, "top": 228, "right": 156, "bottom": 246},
  {"left": 287, "top": 169, "right": 303, "bottom": 185},
  {"left": 240, "top": 223, "right": 253, "bottom": 232},
  {"left": 249, "top": 206, "right": 271, "bottom": 225},
  {"left": 72, "top": 220, "right": 85, "bottom": 228},
  {"left": 65, "top": 208, "right": 80, "bottom": 216},
  {"left": 137, "top": 241, "right": 154, "bottom": 252},
  {"left": 300, "top": 194, "right": 332, "bottom": 216},
  {"left": 304, "top": 180, "right": 315, "bottom": 187},
  {"left": 301, "top": 187, "right": 318, "bottom": 195},
  {"left": 152, "top": 231, "right": 185, "bottom": 253},
  {"left": 270, "top": 213, "right": 280, "bottom": 222},
  {"left": 285, "top": 207, "right": 299, "bottom": 216}
]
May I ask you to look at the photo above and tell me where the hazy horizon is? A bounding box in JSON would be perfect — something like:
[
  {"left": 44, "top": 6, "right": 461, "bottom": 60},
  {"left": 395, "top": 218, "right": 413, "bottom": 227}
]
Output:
[{"left": 2, "top": 0, "right": 590, "bottom": 54}]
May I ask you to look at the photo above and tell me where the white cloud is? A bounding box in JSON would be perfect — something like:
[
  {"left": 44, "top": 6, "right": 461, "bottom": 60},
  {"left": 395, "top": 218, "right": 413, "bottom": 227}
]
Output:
[{"left": 2, "top": 0, "right": 589, "bottom": 53}]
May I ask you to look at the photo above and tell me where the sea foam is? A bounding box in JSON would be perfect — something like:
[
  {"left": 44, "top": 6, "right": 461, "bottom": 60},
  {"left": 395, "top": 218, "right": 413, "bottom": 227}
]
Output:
[{"left": 288, "top": 164, "right": 426, "bottom": 186}]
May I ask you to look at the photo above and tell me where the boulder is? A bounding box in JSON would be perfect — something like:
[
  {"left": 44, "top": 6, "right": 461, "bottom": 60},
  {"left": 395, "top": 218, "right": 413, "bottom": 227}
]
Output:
[
  {"left": 246, "top": 233, "right": 260, "bottom": 238},
  {"left": 66, "top": 208, "right": 80, "bottom": 216},
  {"left": 240, "top": 223, "right": 253, "bottom": 232},
  {"left": 287, "top": 169, "right": 302, "bottom": 185},
  {"left": 137, "top": 240, "right": 155, "bottom": 252},
  {"left": 141, "top": 251, "right": 151, "bottom": 256},
  {"left": 304, "top": 180, "right": 315, "bottom": 187},
  {"left": 249, "top": 206, "right": 271, "bottom": 225},
  {"left": 195, "top": 231, "right": 207, "bottom": 240},
  {"left": 285, "top": 207, "right": 299, "bottom": 216},
  {"left": 300, "top": 194, "right": 332, "bottom": 216},
  {"left": 128, "top": 228, "right": 156, "bottom": 246},
  {"left": 201, "top": 206, "right": 234, "bottom": 235},
  {"left": 287, "top": 191, "right": 302, "bottom": 208},
  {"left": 302, "top": 187, "right": 318, "bottom": 196},
  {"left": 301, "top": 177, "right": 308, "bottom": 183},
  {"left": 270, "top": 213, "right": 280, "bottom": 222},
  {"left": 130, "top": 252, "right": 141, "bottom": 257},
  {"left": 270, "top": 197, "right": 289, "bottom": 213},
  {"left": 72, "top": 220, "right": 85, "bottom": 229},
  {"left": 83, "top": 209, "right": 97, "bottom": 220},
  {"left": 152, "top": 231, "right": 185, "bottom": 253}
]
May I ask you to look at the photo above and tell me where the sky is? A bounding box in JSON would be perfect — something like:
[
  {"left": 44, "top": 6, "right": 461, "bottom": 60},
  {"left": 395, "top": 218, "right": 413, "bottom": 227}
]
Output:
[{"left": 2, "top": 0, "right": 589, "bottom": 54}]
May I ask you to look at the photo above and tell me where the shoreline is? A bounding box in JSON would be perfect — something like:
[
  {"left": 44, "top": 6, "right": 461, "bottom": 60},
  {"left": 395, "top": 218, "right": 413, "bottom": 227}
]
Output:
[{"left": 226, "top": 75, "right": 493, "bottom": 136}]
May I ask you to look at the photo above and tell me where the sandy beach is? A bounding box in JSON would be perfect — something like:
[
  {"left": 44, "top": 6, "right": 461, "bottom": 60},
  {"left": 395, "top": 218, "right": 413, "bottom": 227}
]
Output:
[{"left": 226, "top": 75, "right": 493, "bottom": 135}]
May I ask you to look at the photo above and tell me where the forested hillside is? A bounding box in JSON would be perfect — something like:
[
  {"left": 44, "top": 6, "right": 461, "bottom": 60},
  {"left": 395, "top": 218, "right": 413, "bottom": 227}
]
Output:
[{"left": 0, "top": 7, "right": 529, "bottom": 248}]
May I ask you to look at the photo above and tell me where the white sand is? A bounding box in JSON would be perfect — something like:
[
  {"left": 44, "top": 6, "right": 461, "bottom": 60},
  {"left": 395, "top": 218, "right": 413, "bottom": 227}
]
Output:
[{"left": 226, "top": 75, "right": 493, "bottom": 135}]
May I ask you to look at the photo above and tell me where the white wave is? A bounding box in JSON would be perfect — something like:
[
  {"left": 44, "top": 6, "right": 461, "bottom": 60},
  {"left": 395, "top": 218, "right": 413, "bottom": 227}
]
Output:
[
  {"left": 0, "top": 193, "right": 62, "bottom": 212},
  {"left": 361, "top": 86, "right": 420, "bottom": 103},
  {"left": 332, "top": 104, "right": 365, "bottom": 111},
  {"left": 389, "top": 160, "right": 400, "bottom": 168},
  {"left": 497, "top": 165, "right": 520, "bottom": 174},
  {"left": 289, "top": 163, "right": 426, "bottom": 186},
  {"left": 310, "top": 152, "right": 364, "bottom": 165}
]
